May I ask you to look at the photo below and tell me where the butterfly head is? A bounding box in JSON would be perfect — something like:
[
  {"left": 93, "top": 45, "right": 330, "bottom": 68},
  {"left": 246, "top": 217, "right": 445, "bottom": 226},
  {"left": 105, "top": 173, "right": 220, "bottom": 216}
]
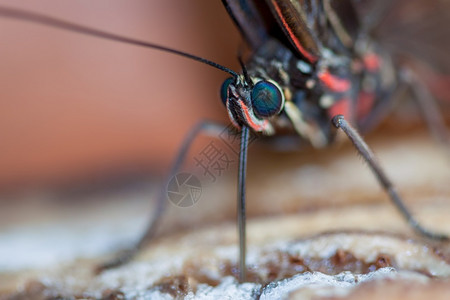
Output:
[{"left": 220, "top": 74, "right": 284, "bottom": 135}]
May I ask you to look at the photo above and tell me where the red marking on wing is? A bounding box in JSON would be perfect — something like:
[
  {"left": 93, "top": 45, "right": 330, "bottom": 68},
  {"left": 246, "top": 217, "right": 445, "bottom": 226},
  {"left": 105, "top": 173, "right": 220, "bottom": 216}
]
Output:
[
  {"left": 406, "top": 58, "right": 450, "bottom": 103},
  {"left": 363, "top": 53, "right": 380, "bottom": 72},
  {"left": 328, "top": 98, "right": 350, "bottom": 118},
  {"left": 318, "top": 71, "right": 351, "bottom": 93},
  {"left": 419, "top": 67, "right": 450, "bottom": 103},
  {"left": 429, "top": 75, "right": 450, "bottom": 103},
  {"left": 328, "top": 93, "right": 375, "bottom": 121},
  {"left": 356, "top": 92, "right": 375, "bottom": 119},
  {"left": 271, "top": 1, "right": 318, "bottom": 63}
]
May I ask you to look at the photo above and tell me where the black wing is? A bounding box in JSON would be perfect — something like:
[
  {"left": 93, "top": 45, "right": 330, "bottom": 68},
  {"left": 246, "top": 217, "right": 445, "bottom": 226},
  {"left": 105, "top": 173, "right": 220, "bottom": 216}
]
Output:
[
  {"left": 221, "top": 0, "right": 270, "bottom": 50},
  {"left": 222, "top": 0, "right": 362, "bottom": 63}
]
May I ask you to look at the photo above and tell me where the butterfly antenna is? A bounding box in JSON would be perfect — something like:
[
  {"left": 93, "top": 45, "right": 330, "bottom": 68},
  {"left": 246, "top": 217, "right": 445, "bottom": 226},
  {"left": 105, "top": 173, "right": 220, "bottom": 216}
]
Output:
[
  {"left": 238, "top": 55, "right": 253, "bottom": 87},
  {"left": 0, "top": 6, "right": 238, "bottom": 77}
]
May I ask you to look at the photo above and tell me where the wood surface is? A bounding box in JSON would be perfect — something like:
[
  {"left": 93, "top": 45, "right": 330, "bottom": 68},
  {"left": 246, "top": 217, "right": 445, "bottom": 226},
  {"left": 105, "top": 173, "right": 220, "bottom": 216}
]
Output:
[{"left": 1, "top": 126, "right": 450, "bottom": 299}]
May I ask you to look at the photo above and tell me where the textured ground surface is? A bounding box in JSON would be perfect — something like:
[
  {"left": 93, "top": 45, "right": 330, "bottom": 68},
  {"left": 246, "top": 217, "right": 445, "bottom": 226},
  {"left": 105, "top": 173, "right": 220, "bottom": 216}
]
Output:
[{"left": 1, "top": 128, "right": 450, "bottom": 299}]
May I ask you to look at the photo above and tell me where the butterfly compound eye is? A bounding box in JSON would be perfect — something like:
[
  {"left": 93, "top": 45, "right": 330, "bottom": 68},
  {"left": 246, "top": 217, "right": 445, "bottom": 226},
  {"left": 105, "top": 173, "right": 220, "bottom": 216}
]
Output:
[
  {"left": 251, "top": 80, "right": 285, "bottom": 117},
  {"left": 220, "top": 77, "right": 234, "bottom": 106}
]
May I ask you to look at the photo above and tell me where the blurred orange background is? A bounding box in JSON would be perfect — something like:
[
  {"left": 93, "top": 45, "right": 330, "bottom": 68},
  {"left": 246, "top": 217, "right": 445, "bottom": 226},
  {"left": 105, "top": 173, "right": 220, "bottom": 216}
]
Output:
[{"left": 0, "top": 0, "right": 241, "bottom": 191}]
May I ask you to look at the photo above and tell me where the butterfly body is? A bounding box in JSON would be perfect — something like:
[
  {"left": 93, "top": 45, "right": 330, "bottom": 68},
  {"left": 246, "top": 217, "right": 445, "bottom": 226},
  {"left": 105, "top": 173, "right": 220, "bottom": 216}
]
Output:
[
  {"left": 1, "top": 1, "right": 448, "bottom": 281},
  {"left": 222, "top": 0, "right": 398, "bottom": 149},
  {"left": 221, "top": 3, "right": 450, "bottom": 280}
]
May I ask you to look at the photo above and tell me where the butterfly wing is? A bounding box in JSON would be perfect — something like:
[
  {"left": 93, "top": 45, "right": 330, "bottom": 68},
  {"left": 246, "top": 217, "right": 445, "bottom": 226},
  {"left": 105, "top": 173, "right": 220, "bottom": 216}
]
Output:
[
  {"left": 372, "top": 0, "right": 450, "bottom": 103},
  {"left": 223, "top": 0, "right": 363, "bottom": 63},
  {"left": 221, "top": 0, "right": 270, "bottom": 50}
]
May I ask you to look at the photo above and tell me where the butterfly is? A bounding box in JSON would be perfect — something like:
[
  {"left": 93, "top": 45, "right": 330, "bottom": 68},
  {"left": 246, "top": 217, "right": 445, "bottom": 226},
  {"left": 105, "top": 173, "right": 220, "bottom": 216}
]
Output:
[{"left": 1, "top": 1, "right": 449, "bottom": 283}]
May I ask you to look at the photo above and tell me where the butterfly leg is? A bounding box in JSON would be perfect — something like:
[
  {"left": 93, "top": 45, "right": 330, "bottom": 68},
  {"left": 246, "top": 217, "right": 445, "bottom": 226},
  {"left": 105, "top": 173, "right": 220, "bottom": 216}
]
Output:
[
  {"left": 95, "top": 120, "right": 227, "bottom": 272},
  {"left": 332, "top": 114, "right": 449, "bottom": 241},
  {"left": 401, "top": 68, "right": 450, "bottom": 147},
  {"left": 359, "top": 66, "right": 450, "bottom": 147},
  {"left": 237, "top": 125, "right": 249, "bottom": 282}
]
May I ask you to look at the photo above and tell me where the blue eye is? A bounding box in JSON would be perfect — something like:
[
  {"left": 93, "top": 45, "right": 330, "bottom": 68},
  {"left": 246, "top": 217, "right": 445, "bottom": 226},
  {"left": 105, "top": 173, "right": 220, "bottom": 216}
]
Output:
[
  {"left": 251, "top": 80, "right": 284, "bottom": 117},
  {"left": 220, "top": 77, "right": 234, "bottom": 106}
]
